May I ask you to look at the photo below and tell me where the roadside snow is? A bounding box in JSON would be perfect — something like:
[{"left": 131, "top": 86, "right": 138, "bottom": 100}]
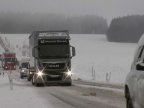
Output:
[{"left": 0, "top": 73, "right": 53, "bottom": 108}]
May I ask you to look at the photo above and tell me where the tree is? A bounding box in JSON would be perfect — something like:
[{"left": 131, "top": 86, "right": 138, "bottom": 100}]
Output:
[{"left": 107, "top": 15, "right": 144, "bottom": 42}]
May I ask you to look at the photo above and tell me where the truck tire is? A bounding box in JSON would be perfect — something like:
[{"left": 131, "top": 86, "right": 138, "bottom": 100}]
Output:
[
  {"left": 65, "top": 82, "right": 72, "bottom": 86},
  {"left": 35, "top": 83, "right": 43, "bottom": 87},
  {"left": 32, "top": 76, "right": 35, "bottom": 85}
]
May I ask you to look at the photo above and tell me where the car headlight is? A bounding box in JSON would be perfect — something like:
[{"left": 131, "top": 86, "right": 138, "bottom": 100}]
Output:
[
  {"left": 37, "top": 71, "right": 43, "bottom": 77},
  {"left": 22, "top": 70, "right": 25, "bottom": 72},
  {"left": 30, "top": 72, "right": 33, "bottom": 74}
]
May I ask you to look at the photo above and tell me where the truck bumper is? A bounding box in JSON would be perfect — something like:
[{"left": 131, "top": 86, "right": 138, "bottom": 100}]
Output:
[{"left": 35, "top": 75, "right": 72, "bottom": 84}]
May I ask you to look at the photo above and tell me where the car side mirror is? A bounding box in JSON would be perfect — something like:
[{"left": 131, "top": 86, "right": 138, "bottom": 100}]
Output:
[{"left": 136, "top": 62, "right": 144, "bottom": 71}]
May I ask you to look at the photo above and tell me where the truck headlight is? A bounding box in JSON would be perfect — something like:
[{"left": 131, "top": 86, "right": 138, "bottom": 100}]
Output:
[
  {"left": 37, "top": 71, "right": 43, "bottom": 77},
  {"left": 66, "top": 71, "right": 72, "bottom": 76}
]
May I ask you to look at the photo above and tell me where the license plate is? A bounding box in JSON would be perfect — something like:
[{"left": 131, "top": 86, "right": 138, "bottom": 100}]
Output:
[{"left": 48, "top": 75, "right": 60, "bottom": 78}]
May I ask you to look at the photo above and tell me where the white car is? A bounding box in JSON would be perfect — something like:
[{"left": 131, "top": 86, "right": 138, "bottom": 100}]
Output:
[
  {"left": 19, "top": 62, "right": 29, "bottom": 79},
  {"left": 125, "top": 34, "right": 144, "bottom": 108}
]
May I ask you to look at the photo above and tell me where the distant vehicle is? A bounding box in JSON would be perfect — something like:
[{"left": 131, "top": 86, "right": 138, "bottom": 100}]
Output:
[
  {"left": 125, "top": 34, "right": 144, "bottom": 108},
  {"left": 2, "top": 52, "right": 16, "bottom": 70},
  {"left": 0, "top": 54, "right": 2, "bottom": 69},
  {"left": 28, "top": 30, "right": 75, "bottom": 86},
  {"left": 19, "top": 62, "right": 29, "bottom": 79}
]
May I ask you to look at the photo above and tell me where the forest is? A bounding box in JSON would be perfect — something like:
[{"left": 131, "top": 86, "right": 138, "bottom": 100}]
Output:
[
  {"left": 107, "top": 15, "right": 144, "bottom": 42},
  {"left": 0, "top": 12, "right": 108, "bottom": 34}
]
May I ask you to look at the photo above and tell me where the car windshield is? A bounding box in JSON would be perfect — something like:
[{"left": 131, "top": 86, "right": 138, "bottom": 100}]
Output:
[{"left": 21, "top": 62, "right": 29, "bottom": 68}]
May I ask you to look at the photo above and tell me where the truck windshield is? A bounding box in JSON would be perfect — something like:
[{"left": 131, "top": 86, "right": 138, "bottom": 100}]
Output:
[
  {"left": 4, "top": 58, "right": 15, "bottom": 62},
  {"left": 38, "top": 45, "right": 69, "bottom": 59}
]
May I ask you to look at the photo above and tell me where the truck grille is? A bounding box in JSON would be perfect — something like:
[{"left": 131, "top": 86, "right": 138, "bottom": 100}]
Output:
[{"left": 43, "top": 63, "right": 65, "bottom": 69}]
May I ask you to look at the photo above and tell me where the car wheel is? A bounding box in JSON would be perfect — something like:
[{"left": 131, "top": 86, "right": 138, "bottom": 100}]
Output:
[
  {"left": 127, "top": 98, "right": 133, "bottom": 108},
  {"left": 20, "top": 75, "right": 23, "bottom": 79},
  {"left": 126, "top": 89, "right": 134, "bottom": 108},
  {"left": 27, "top": 76, "right": 31, "bottom": 81}
]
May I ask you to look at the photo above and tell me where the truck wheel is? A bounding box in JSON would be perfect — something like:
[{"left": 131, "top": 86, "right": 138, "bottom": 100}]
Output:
[
  {"left": 32, "top": 76, "right": 35, "bottom": 85},
  {"left": 35, "top": 83, "right": 41, "bottom": 87},
  {"left": 65, "top": 82, "right": 72, "bottom": 86},
  {"left": 126, "top": 89, "right": 133, "bottom": 108}
]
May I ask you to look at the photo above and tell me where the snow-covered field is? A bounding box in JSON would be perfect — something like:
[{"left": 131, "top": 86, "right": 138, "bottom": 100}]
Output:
[
  {"left": 1, "top": 34, "right": 137, "bottom": 84},
  {"left": 71, "top": 34, "right": 136, "bottom": 84}
]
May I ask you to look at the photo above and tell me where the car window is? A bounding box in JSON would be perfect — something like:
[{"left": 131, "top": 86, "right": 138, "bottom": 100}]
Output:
[
  {"left": 21, "top": 62, "right": 29, "bottom": 68},
  {"left": 137, "top": 46, "right": 144, "bottom": 62}
]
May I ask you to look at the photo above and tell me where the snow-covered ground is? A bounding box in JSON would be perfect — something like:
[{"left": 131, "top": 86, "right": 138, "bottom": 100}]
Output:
[
  {"left": 0, "top": 34, "right": 137, "bottom": 84},
  {"left": 71, "top": 34, "right": 136, "bottom": 84},
  {"left": 0, "top": 72, "right": 53, "bottom": 108}
]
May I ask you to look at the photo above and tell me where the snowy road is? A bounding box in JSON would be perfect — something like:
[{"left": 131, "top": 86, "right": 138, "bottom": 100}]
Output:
[
  {"left": 0, "top": 71, "right": 125, "bottom": 108},
  {"left": 35, "top": 84, "right": 125, "bottom": 108}
]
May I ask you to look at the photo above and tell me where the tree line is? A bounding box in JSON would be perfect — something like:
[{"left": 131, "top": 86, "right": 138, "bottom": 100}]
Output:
[
  {"left": 107, "top": 15, "right": 144, "bottom": 42},
  {"left": 0, "top": 12, "right": 108, "bottom": 34}
]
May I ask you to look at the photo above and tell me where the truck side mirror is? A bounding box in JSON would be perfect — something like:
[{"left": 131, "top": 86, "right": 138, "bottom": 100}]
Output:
[
  {"left": 32, "top": 47, "right": 38, "bottom": 59},
  {"left": 136, "top": 62, "right": 144, "bottom": 71},
  {"left": 32, "top": 48, "right": 35, "bottom": 57},
  {"left": 70, "top": 46, "right": 75, "bottom": 57},
  {"left": 28, "top": 64, "right": 30, "bottom": 69}
]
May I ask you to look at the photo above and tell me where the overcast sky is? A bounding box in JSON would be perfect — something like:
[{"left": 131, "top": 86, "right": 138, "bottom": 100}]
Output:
[{"left": 0, "top": 0, "right": 143, "bottom": 23}]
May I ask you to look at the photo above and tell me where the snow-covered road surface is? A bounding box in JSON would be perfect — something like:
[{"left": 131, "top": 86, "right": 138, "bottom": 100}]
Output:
[
  {"left": 0, "top": 71, "right": 125, "bottom": 108},
  {"left": 36, "top": 85, "right": 125, "bottom": 108}
]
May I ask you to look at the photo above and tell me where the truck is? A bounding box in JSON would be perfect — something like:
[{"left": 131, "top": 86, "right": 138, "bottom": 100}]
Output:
[
  {"left": 2, "top": 52, "right": 16, "bottom": 70},
  {"left": 27, "top": 31, "right": 75, "bottom": 86}
]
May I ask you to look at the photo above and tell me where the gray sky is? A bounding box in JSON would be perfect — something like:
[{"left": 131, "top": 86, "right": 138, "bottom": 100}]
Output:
[{"left": 0, "top": 0, "right": 143, "bottom": 23}]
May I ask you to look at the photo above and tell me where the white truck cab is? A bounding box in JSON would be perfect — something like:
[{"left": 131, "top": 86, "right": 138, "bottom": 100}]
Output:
[{"left": 125, "top": 34, "right": 144, "bottom": 108}]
